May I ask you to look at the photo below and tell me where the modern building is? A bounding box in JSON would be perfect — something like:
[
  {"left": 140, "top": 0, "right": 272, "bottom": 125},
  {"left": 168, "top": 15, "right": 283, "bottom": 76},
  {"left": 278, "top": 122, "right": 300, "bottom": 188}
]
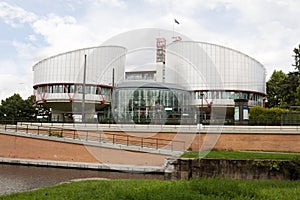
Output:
[
  {"left": 33, "top": 46, "right": 126, "bottom": 121},
  {"left": 33, "top": 38, "right": 266, "bottom": 124}
]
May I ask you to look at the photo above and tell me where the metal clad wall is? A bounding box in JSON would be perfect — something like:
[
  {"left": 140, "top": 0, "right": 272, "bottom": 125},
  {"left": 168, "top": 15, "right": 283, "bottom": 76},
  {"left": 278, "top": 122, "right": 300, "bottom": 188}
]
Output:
[
  {"left": 33, "top": 46, "right": 126, "bottom": 86},
  {"left": 166, "top": 41, "right": 266, "bottom": 94},
  {"left": 33, "top": 46, "right": 126, "bottom": 103}
]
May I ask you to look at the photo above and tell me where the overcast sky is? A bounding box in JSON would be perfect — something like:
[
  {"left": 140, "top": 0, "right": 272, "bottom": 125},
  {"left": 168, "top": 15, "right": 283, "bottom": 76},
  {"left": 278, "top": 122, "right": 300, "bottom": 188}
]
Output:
[{"left": 0, "top": 0, "right": 299, "bottom": 101}]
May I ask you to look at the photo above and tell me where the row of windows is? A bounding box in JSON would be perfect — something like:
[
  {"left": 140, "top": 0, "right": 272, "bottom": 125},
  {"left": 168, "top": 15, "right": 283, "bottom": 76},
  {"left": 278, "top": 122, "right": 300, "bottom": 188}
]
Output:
[
  {"left": 194, "top": 91, "right": 264, "bottom": 102},
  {"left": 125, "top": 72, "right": 156, "bottom": 81},
  {"left": 36, "top": 84, "right": 111, "bottom": 95}
]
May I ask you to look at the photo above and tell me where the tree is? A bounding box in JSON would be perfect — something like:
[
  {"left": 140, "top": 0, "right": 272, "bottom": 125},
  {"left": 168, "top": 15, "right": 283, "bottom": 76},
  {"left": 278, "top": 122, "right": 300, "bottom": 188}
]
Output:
[
  {"left": 293, "top": 44, "right": 300, "bottom": 106},
  {"left": 281, "top": 72, "right": 300, "bottom": 107},
  {"left": 267, "top": 69, "right": 300, "bottom": 108},
  {"left": 0, "top": 94, "right": 36, "bottom": 123},
  {"left": 23, "top": 95, "right": 36, "bottom": 120},
  {"left": 266, "top": 70, "right": 287, "bottom": 108},
  {"left": 296, "top": 86, "right": 300, "bottom": 105},
  {"left": 293, "top": 44, "right": 300, "bottom": 72},
  {"left": 292, "top": 45, "right": 300, "bottom": 106}
]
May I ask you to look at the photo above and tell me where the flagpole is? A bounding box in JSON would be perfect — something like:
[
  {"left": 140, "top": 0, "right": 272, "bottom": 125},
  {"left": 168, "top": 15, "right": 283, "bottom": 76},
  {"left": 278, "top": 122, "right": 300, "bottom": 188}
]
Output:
[
  {"left": 173, "top": 18, "right": 179, "bottom": 40},
  {"left": 172, "top": 23, "right": 174, "bottom": 38}
]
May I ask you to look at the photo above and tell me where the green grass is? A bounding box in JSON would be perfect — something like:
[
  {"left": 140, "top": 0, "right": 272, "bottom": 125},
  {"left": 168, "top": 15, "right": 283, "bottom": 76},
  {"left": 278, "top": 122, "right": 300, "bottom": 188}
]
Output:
[
  {"left": 181, "top": 150, "right": 300, "bottom": 160},
  {"left": 1, "top": 178, "right": 299, "bottom": 200}
]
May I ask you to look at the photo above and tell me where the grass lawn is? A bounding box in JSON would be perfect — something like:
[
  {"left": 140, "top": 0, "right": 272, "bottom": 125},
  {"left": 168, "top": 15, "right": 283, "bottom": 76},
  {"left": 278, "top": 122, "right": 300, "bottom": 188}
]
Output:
[
  {"left": 1, "top": 178, "right": 299, "bottom": 200},
  {"left": 181, "top": 149, "right": 300, "bottom": 160}
]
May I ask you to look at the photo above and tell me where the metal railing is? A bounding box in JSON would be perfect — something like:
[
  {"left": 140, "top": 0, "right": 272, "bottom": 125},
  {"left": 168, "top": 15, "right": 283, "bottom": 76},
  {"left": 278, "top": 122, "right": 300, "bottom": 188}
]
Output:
[
  {"left": 19, "top": 121, "right": 300, "bottom": 133},
  {"left": 1, "top": 117, "right": 300, "bottom": 126},
  {"left": 1, "top": 124, "right": 185, "bottom": 151}
]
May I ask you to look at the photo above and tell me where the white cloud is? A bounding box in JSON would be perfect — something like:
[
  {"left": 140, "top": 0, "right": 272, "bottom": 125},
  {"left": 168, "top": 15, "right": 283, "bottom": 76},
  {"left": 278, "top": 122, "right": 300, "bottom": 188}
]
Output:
[
  {"left": 92, "top": 0, "right": 126, "bottom": 8},
  {"left": 0, "top": 1, "right": 37, "bottom": 27},
  {"left": 0, "top": 59, "right": 19, "bottom": 75},
  {"left": 1, "top": 0, "right": 300, "bottom": 101},
  {"left": 12, "top": 40, "right": 37, "bottom": 59},
  {"left": 0, "top": 2, "right": 98, "bottom": 59},
  {"left": 153, "top": 0, "right": 300, "bottom": 78},
  {"left": 0, "top": 74, "right": 32, "bottom": 101},
  {"left": 0, "top": 59, "right": 33, "bottom": 101},
  {"left": 27, "top": 34, "right": 36, "bottom": 42},
  {"left": 30, "top": 13, "right": 97, "bottom": 57}
]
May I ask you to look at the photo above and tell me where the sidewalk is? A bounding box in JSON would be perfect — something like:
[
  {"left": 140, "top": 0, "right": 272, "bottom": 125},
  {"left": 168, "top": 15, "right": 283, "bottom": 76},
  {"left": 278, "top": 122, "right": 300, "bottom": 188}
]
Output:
[{"left": 0, "top": 157, "right": 166, "bottom": 173}]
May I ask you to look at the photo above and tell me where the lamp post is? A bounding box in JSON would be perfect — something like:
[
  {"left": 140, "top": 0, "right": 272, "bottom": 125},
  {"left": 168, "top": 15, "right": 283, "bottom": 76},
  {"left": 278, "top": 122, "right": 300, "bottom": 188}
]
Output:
[
  {"left": 200, "top": 91, "right": 204, "bottom": 125},
  {"left": 82, "top": 54, "right": 87, "bottom": 123}
]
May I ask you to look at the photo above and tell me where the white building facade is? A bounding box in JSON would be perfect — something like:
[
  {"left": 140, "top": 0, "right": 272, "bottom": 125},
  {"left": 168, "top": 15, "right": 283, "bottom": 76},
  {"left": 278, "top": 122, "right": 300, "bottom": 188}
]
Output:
[{"left": 32, "top": 40, "right": 266, "bottom": 123}]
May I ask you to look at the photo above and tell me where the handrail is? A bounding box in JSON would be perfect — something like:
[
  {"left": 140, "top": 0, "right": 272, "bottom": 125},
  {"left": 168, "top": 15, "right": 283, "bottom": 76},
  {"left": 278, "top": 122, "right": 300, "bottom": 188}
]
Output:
[{"left": 1, "top": 123, "right": 186, "bottom": 151}]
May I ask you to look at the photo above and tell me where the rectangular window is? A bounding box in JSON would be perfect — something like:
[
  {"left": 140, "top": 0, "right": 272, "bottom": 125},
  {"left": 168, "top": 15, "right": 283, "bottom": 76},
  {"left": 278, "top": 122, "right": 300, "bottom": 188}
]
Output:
[
  {"left": 48, "top": 85, "right": 53, "bottom": 93},
  {"left": 69, "top": 85, "right": 75, "bottom": 93}
]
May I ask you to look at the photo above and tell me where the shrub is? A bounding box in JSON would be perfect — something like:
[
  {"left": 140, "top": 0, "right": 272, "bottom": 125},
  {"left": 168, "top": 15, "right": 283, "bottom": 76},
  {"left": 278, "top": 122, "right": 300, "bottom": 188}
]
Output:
[
  {"left": 249, "top": 106, "right": 289, "bottom": 125},
  {"left": 48, "top": 131, "right": 63, "bottom": 137}
]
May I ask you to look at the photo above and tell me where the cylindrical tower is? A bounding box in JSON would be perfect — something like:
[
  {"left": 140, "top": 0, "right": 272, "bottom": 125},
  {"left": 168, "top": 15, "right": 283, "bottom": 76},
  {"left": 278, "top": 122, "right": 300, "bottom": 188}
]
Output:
[
  {"left": 166, "top": 41, "right": 266, "bottom": 121},
  {"left": 33, "top": 46, "right": 126, "bottom": 121}
]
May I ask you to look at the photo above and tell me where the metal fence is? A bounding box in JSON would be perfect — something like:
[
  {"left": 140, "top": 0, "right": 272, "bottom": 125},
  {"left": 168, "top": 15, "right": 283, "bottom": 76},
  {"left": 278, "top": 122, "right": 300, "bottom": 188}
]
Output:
[
  {"left": 1, "top": 123, "right": 185, "bottom": 151},
  {"left": 281, "top": 112, "right": 300, "bottom": 126},
  {"left": 1, "top": 115, "right": 300, "bottom": 127}
]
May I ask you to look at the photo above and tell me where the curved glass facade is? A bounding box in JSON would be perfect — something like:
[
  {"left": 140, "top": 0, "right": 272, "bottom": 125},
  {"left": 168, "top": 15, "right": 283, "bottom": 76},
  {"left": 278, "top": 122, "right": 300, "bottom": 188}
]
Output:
[
  {"left": 112, "top": 82, "right": 190, "bottom": 124},
  {"left": 193, "top": 90, "right": 264, "bottom": 107}
]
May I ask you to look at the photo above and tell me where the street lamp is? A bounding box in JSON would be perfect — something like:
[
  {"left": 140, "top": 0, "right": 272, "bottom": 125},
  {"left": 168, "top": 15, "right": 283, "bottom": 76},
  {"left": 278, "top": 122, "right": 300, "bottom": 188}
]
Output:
[{"left": 200, "top": 91, "right": 204, "bottom": 125}]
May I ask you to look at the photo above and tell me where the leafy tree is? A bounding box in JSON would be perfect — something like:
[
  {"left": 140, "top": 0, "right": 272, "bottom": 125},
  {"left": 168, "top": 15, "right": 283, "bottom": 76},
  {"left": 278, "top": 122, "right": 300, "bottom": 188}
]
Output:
[
  {"left": 23, "top": 95, "right": 36, "bottom": 120},
  {"left": 266, "top": 70, "right": 287, "bottom": 108},
  {"left": 281, "top": 72, "right": 300, "bottom": 107},
  {"left": 267, "top": 70, "right": 300, "bottom": 108},
  {"left": 293, "top": 44, "right": 300, "bottom": 72},
  {"left": 0, "top": 94, "right": 36, "bottom": 123},
  {"left": 292, "top": 44, "right": 300, "bottom": 106},
  {"left": 296, "top": 86, "right": 300, "bottom": 105}
]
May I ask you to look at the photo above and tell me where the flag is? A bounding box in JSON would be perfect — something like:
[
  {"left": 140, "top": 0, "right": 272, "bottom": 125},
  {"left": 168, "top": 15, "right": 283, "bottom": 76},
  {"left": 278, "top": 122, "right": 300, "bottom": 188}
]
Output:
[{"left": 174, "top": 18, "right": 180, "bottom": 24}]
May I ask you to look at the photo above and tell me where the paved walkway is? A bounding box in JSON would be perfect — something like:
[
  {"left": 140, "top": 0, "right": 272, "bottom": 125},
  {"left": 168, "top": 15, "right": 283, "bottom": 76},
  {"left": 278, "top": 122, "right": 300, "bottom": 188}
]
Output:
[{"left": 0, "top": 157, "right": 167, "bottom": 173}]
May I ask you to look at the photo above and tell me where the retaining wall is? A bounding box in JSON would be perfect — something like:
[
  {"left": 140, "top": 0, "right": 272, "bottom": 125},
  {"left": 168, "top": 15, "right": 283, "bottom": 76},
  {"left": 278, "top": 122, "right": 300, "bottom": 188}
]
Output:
[
  {"left": 123, "top": 132, "right": 300, "bottom": 152},
  {"left": 171, "top": 158, "right": 300, "bottom": 180},
  {"left": 0, "top": 133, "right": 166, "bottom": 167},
  {"left": 190, "top": 133, "right": 300, "bottom": 152}
]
